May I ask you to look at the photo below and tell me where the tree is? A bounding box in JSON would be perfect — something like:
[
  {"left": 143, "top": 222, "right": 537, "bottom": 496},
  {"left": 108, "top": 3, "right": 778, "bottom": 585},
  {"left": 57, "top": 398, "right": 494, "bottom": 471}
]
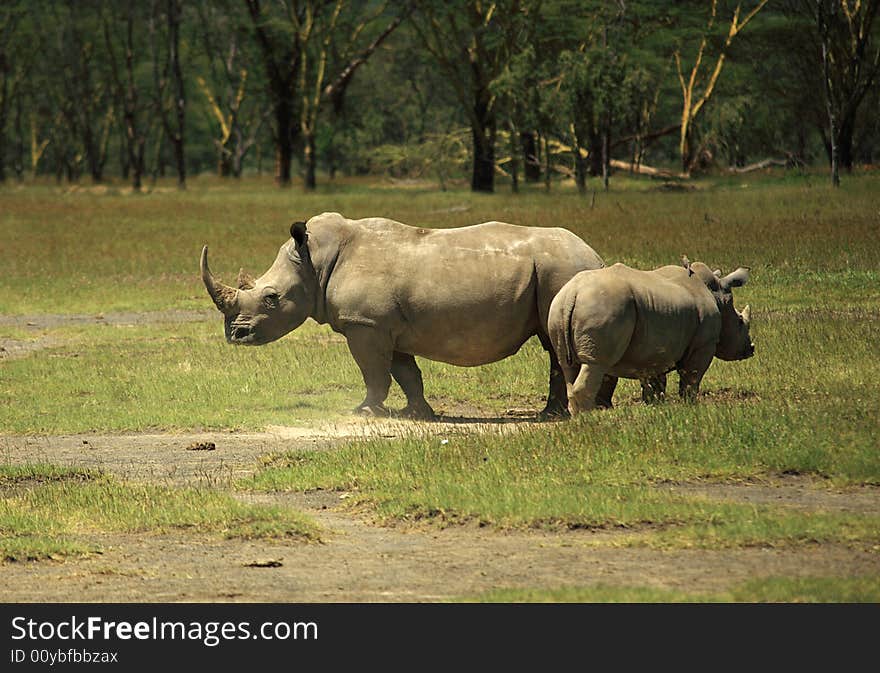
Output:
[
  {"left": 804, "top": 0, "right": 880, "bottom": 185},
  {"left": 103, "top": 1, "right": 149, "bottom": 190},
  {"left": 298, "top": 1, "right": 410, "bottom": 190},
  {"left": 150, "top": 0, "right": 187, "bottom": 189},
  {"left": 0, "top": 5, "right": 26, "bottom": 182},
  {"left": 48, "top": 2, "right": 117, "bottom": 183},
  {"left": 196, "top": 0, "right": 267, "bottom": 177},
  {"left": 414, "top": 0, "right": 521, "bottom": 193},
  {"left": 244, "top": 0, "right": 302, "bottom": 186},
  {"left": 674, "top": 0, "right": 768, "bottom": 174}
]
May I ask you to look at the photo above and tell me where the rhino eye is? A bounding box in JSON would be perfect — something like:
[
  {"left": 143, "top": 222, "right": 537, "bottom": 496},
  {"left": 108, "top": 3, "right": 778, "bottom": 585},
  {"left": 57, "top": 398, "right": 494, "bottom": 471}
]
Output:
[{"left": 263, "top": 292, "right": 280, "bottom": 309}]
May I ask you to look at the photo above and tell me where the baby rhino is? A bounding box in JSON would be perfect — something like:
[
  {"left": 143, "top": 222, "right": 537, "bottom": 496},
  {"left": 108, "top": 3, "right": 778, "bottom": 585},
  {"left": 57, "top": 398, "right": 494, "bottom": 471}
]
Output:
[{"left": 548, "top": 258, "right": 754, "bottom": 414}]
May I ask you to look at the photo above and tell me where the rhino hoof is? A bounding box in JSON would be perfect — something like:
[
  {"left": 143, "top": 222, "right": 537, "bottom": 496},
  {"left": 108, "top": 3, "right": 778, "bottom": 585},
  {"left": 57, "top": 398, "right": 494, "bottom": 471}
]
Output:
[
  {"left": 353, "top": 404, "right": 390, "bottom": 418},
  {"left": 398, "top": 403, "right": 437, "bottom": 421},
  {"left": 538, "top": 404, "right": 570, "bottom": 421}
]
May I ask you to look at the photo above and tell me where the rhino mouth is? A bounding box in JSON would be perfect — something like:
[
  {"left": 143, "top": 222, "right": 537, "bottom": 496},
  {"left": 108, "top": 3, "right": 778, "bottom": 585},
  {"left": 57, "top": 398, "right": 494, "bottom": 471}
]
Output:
[{"left": 225, "top": 319, "right": 257, "bottom": 345}]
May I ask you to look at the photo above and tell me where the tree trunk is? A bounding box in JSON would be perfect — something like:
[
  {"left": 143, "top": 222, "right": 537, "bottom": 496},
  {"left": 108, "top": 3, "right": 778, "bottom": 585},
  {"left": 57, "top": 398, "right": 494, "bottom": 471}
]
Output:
[
  {"left": 13, "top": 96, "right": 24, "bottom": 181},
  {"left": 303, "top": 130, "right": 316, "bottom": 190},
  {"left": 838, "top": 110, "right": 856, "bottom": 173},
  {"left": 679, "top": 122, "right": 694, "bottom": 174},
  {"left": 521, "top": 131, "right": 540, "bottom": 182},
  {"left": 168, "top": 0, "right": 186, "bottom": 189},
  {"left": 0, "top": 74, "right": 6, "bottom": 183},
  {"left": 508, "top": 123, "right": 519, "bottom": 193},
  {"left": 131, "top": 138, "right": 144, "bottom": 191},
  {"left": 218, "top": 148, "right": 232, "bottom": 177},
  {"left": 232, "top": 145, "right": 245, "bottom": 178},
  {"left": 573, "top": 137, "right": 587, "bottom": 195},
  {"left": 274, "top": 100, "right": 293, "bottom": 187},
  {"left": 602, "top": 120, "right": 610, "bottom": 192},
  {"left": 543, "top": 134, "right": 551, "bottom": 192},
  {"left": 470, "top": 125, "right": 495, "bottom": 193},
  {"left": 171, "top": 131, "right": 185, "bottom": 187},
  {"left": 819, "top": 2, "right": 840, "bottom": 187},
  {"left": 470, "top": 89, "right": 495, "bottom": 193},
  {"left": 120, "top": 127, "right": 130, "bottom": 179},
  {"left": 588, "top": 128, "right": 603, "bottom": 177}
]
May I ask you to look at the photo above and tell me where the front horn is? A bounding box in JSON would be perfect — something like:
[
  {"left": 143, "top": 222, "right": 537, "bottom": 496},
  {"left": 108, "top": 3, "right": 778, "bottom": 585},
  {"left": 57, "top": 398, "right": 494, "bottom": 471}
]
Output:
[{"left": 200, "top": 245, "right": 239, "bottom": 315}]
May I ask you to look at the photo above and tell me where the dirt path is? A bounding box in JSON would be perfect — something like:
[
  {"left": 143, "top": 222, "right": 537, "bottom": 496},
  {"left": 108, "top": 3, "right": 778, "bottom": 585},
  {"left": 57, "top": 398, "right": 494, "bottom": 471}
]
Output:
[
  {"left": 2, "top": 420, "right": 879, "bottom": 602},
  {"left": 0, "top": 418, "right": 533, "bottom": 485}
]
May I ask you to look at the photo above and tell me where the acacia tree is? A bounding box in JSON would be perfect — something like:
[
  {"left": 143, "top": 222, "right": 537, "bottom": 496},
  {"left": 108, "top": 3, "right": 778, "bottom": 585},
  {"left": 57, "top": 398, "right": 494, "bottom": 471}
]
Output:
[
  {"left": 103, "top": 1, "right": 149, "bottom": 190},
  {"left": 804, "top": 0, "right": 880, "bottom": 185},
  {"left": 298, "top": 0, "right": 409, "bottom": 190},
  {"left": 492, "top": 45, "right": 536, "bottom": 192},
  {"left": 0, "top": 6, "right": 25, "bottom": 182},
  {"left": 197, "top": 1, "right": 267, "bottom": 177},
  {"left": 53, "top": 2, "right": 118, "bottom": 183},
  {"left": 413, "top": 0, "right": 521, "bottom": 193},
  {"left": 150, "top": 0, "right": 187, "bottom": 189},
  {"left": 674, "top": 0, "right": 768, "bottom": 174},
  {"left": 489, "top": 1, "right": 547, "bottom": 192},
  {"left": 197, "top": 40, "right": 266, "bottom": 179},
  {"left": 244, "top": 0, "right": 302, "bottom": 186}
]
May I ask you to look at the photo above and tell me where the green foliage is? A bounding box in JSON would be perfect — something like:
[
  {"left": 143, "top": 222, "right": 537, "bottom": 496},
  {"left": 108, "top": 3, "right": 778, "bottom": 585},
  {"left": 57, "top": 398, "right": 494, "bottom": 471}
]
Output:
[{"left": 2, "top": 0, "right": 878, "bottom": 188}]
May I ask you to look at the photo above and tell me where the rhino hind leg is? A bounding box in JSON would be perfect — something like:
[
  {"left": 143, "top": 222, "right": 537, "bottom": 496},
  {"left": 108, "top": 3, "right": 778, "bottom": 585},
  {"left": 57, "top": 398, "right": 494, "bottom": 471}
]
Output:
[
  {"left": 345, "top": 327, "right": 392, "bottom": 417},
  {"left": 537, "top": 333, "right": 570, "bottom": 419},
  {"left": 567, "top": 363, "right": 608, "bottom": 415},
  {"left": 641, "top": 374, "right": 667, "bottom": 404},
  {"left": 391, "top": 351, "right": 436, "bottom": 420}
]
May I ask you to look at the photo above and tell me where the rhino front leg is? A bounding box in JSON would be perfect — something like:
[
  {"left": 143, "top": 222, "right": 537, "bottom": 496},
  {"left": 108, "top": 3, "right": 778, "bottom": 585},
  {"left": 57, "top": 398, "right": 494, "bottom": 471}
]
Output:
[
  {"left": 344, "top": 327, "right": 392, "bottom": 417},
  {"left": 677, "top": 346, "right": 714, "bottom": 401},
  {"left": 391, "top": 351, "right": 436, "bottom": 420}
]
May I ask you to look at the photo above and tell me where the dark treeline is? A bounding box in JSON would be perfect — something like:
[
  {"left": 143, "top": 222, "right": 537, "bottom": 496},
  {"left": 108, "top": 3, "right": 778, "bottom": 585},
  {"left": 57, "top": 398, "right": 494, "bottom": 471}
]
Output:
[{"left": 0, "top": 0, "right": 878, "bottom": 191}]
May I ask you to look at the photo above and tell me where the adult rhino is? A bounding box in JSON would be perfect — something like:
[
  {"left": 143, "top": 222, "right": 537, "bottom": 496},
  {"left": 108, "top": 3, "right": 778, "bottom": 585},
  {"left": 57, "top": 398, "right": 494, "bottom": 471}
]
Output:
[
  {"left": 548, "top": 257, "right": 754, "bottom": 414},
  {"left": 200, "top": 212, "right": 605, "bottom": 419}
]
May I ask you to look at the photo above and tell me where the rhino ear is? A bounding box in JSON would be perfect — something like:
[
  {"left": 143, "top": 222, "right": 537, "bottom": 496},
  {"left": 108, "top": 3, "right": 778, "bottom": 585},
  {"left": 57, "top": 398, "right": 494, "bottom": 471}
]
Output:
[
  {"left": 291, "top": 221, "right": 308, "bottom": 248},
  {"left": 719, "top": 267, "right": 750, "bottom": 290},
  {"left": 680, "top": 255, "right": 693, "bottom": 276},
  {"left": 236, "top": 268, "right": 256, "bottom": 291}
]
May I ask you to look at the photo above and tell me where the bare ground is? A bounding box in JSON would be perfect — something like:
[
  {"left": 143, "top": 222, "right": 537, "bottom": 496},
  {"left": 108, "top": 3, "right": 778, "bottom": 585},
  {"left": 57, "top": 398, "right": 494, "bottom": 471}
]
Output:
[{"left": 1, "top": 419, "right": 879, "bottom": 603}]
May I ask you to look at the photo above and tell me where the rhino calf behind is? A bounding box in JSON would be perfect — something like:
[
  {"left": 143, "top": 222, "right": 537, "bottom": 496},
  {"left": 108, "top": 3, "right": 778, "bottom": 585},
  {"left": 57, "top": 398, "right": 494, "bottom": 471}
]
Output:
[{"left": 548, "top": 258, "right": 754, "bottom": 414}]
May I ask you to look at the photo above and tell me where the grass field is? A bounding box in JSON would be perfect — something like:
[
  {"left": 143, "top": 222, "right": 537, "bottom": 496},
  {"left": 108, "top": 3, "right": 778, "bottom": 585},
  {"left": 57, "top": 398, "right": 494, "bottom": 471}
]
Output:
[
  {"left": 462, "top": 576, "right": 880, "bottom": 603},
  {"left": 0, "top": 464, "right": 319, "bottom": 562},
  {"left": 2, "top": 171, "right": 879, "bottom": 601}
]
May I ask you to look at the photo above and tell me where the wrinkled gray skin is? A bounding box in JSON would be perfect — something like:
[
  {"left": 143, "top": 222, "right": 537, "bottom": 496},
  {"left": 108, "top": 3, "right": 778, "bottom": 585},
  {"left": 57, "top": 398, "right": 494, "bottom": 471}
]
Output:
[
  {"left": 201, "top": 212, "right": 605, "bottom": 419},
  {"left": 548, "top": 258, "right": 754, "bottom": 414}
]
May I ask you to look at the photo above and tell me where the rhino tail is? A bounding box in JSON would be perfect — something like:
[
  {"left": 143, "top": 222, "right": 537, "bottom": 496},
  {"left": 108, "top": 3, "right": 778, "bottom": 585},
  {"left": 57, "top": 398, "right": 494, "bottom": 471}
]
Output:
[{"left": 561, "top": 296, "right": 577, "bottom": 369}]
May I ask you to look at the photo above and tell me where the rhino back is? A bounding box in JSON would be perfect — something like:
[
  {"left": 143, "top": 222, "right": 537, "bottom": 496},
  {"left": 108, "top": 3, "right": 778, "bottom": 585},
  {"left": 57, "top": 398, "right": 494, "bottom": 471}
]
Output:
[{"left": 310, "top": 214, "right": 603, "bottom": 366}]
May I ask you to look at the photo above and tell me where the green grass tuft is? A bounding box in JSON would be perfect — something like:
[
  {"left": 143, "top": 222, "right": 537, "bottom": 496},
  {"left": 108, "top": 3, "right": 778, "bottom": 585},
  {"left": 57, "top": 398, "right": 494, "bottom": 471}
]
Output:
[
  {"left": 462, "top": 576, "right": 880, "bottom": 603},
  {"left": 0, "top": 467, "right": 320, "bottom": 561}
]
